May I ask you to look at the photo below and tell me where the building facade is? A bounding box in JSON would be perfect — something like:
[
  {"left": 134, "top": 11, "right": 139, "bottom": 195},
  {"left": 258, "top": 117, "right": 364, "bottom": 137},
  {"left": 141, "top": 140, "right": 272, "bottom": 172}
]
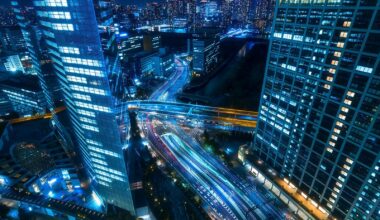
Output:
[
  {"left": 0, "top": 55, "right": 25, "bottom": 73},
  {"left": 192, "top": 32, "right": 220, "bottom": 76},
  {"left": 12, "top": 0, "right": 134, "bottom": 214},
  {"left": 253, "top": 0, "right": 379, "bottom": 219},
  {"left": 1, "top": 76, "right": 47, "bottom": 116}
]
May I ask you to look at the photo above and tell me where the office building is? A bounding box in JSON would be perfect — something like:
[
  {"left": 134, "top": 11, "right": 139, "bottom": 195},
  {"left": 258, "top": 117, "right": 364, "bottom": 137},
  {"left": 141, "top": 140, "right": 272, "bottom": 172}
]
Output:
[
  {"left": 0, "top": 26, "right": 27, "bottom": 53},
  {"left": 118, "top": 34, "right": 144, "bottom": 58},
  {"left": 192, "top": 32, "right": 220, "bottom": 76},
  {"left": 143, "top": 33, "right": 161, "bottom": 52},
  {"left": 251, "top": 0, "right": 275, "bottom": 33},
  {"left": 157, "top": 50, "right": 174, "bottom": 77},
  {"left": 11, "top": 0, "right": 134, "bottom": 214},
  {"left": 1, "top": 76, "right": 47, "bottom": 116},
  {"left": 253, "top": 0, "right": 379, "bottom": 219},
  {"left": 205, "top": 1, "right": 218, "bottom": 19},
  {"left": 0, "top": 55, "right": 25, "bottom": 73}
]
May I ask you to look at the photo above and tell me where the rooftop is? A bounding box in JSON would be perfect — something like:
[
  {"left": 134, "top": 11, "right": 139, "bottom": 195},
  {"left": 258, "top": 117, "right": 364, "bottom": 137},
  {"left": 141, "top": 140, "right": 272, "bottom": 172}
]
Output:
[{"left": 0, "top": 75, "right": 42, "bottom": 92}]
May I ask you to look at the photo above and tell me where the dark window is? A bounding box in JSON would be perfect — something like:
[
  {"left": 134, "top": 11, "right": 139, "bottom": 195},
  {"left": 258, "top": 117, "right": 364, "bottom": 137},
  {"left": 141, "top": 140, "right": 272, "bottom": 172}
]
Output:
[
  {"left": 353, "top": 10, "right": 373, "bottom": 29},
  {"left": 358, "top": 149, "right": 376, "bottom": 167},
  {"left": 364, "top": 33, "right": 380, "bottom": 54}
]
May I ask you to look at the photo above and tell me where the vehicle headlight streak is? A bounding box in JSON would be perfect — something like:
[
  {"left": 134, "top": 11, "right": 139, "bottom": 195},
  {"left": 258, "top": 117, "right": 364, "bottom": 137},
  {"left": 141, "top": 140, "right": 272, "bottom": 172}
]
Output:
[{"left": 162, "top": 133, "right": 250, "bottom": 219}]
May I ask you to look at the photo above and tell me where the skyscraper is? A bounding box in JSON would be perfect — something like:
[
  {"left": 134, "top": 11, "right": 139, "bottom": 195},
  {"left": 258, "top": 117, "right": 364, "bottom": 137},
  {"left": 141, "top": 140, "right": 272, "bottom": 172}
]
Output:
[
  {"left": 12, "top": 0, "right": 134, "bottom": 214},
  {"left": 253, "top": 0, "right": 379, "bottom": 219}
]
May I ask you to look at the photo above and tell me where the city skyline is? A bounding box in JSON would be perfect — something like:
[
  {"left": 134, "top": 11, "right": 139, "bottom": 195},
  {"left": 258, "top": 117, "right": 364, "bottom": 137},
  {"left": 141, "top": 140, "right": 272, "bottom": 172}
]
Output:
[{"left": 0, "top": 0, "right": 378, "bottom": 220}]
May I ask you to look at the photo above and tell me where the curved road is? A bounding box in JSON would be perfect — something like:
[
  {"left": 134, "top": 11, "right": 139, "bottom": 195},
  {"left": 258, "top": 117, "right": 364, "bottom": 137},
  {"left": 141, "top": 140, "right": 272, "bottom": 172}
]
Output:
[{"left": 138, "top": 56, "right": 283, "bottom": 219}]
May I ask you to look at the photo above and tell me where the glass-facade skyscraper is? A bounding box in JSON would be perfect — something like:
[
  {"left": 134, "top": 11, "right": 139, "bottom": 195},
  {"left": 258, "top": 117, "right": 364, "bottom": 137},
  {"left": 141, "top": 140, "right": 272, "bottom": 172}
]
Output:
[
  {"left": 12, "top": 0, "right": 134, "bottom": 214},
  {"left": 253, "top": 0, "right": 379, "bottom": 219}
]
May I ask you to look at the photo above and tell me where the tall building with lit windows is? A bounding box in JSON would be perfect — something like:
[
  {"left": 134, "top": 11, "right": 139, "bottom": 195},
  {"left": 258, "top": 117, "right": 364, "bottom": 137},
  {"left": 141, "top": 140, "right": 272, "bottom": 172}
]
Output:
[
  {"left": 253, "top": 0, "right": 379, "bottom": 219},
  {"left": 12, "top": 0, "right": 134, "bottom": 214}
]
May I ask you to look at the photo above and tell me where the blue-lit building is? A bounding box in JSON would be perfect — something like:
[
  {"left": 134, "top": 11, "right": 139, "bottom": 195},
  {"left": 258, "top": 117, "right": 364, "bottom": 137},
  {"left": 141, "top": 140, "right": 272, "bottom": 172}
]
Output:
[
  {"left": 118, "top": 34, "right": 144, "bottom": 57},
  {"left": 12, "top": 0, "right": 134, "bottom": 214},
  {"left": 253, "top": 0, "right": 379, "bottom": 219},
  {"left": 0, "top": 54, "right": 25, "bottom": 73},
  {"left": 192, "top": 32, "right": 220, "bottom": 77},
  {"left": 1, "top": 76, "right": 47, "bottom": 116}
]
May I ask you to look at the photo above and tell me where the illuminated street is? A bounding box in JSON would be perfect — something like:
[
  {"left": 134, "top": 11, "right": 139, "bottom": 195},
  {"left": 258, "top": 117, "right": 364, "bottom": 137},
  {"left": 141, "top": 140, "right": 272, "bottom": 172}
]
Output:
[
  {"left": 132, "top": 55, "right": 282, "bottom": 220},
  {"left": 142, "top": 117, "right": 283, "bottom": 219}
]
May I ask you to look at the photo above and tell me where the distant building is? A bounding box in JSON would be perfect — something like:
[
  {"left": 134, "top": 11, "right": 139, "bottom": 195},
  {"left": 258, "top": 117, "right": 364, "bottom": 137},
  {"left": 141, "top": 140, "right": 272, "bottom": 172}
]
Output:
[
  {"left": 139, "top": 52, "right": 159, "bottom": 78},
  {"left": 1, "top": 76, "right": 47, "bottom": 116},
  {"left": 0, "top": 54, "right": 25, "bottom": 73},
  {"left": 0, "top": 26, "right": 27, "bottom": 53},
  {"left": 119, "top": 34, "right": 144, "bottom": 57},
  {"left": 251, "top": 0, "right": 275, "bottom": 34},
  {"left": 205, "top": 1, "right": 218, "bottom": 19},
  {"left": 126, "top": 48, "right": 174, "bottom": 79},
  {"left": 192, "top": 32, "right": 220, "bottom": 76},
  {"left": 143, "top": 33, "right": 161, "bottom": 52},
  {"left": 157, "top": 52, "right": 174, "bottom": 77}
]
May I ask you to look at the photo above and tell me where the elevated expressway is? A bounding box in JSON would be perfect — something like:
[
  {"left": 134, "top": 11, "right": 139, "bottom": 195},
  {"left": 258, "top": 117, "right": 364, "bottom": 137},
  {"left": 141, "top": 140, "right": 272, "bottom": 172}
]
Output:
[{"left": 116, "top": 100, "right": 258, "bottom": 130}]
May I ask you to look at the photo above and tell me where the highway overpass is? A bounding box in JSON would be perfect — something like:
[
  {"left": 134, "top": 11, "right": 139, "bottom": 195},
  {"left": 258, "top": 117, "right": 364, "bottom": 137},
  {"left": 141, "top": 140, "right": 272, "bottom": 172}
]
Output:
[{"left": 117, "top": 100, "right": 258, "bottom": 129}]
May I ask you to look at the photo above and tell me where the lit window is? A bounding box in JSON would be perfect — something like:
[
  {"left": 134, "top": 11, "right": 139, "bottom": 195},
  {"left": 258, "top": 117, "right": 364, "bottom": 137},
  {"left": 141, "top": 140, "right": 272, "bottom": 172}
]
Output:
[
  {"left": 346, "top": 158, "right": 353, "bottom": 164},
  {"left": 77, "top": 109, "right": 95, "bottom": 117},
  {"left": 75, "top": 101, "right": 111, "bottom": 113},
  {"left": 329, "top": 68, "right": 336, "bottom": 74},
  {"left": 62, "top": 57, "right": 102, "bottom": 67},
  {"left": 343, "top": 21, "right": 351, "bottom": 27},
  {"left": 331, "top": 60, "right": 339, "bottom": 65},
  {"left": 72, "top": 93, "right": 91, "bottom": 101},
  {"left": 59, "top": 46, "right": 79, "bottom": 54},
  {"left": 70, "top": 85, "right": 106, "bottom": 96},
  {"left": 336, "top": 121, "right": 343, "bottom": 127},
  {"left": 51, "top": 23, "right": 73, "bottom": 31},
  {"left": 82, "top": 124, "right": 99, "bottom": 132},
  {"left": 37, "top": 11, "right": 71, "bottom": 19},
  {"left": 347, "top": 91, "right": 355, "bottom": 97},
  {"left": 343, "top": 164, "right": 351, "bottom": 170},
  {"left": 337, "top": 42, "right": 344, "bottom": 48},
  {"left": 45, "top": 0, "right": 68, "bottom": 7},
  {"left": 67, "top": 75, "right": 87, "bottom": 84},
  {"left": 356, "top": 65, "right": 373, "bottom": 74},
  {"left": 326, "top": 76, "right": 334, "bottom": 82},
  {"left": 341, "top": 107, "right": 349, "bottom": 113},
  {"left": 334, "top": 51, "right": 341, "bottom": 57},
  {"left": 334, "top": 128, "right": 341, "bottom": 134},
  {"left": 79, "top": 117, "right": 97, "bottom": 125},
  {"left": 340, "top": 32, "right": 348, "bottom": 38},
  {"left": 86, "top": 139, "right": 102, "bottom": 146},
  {"left": 65, "top": 67, "right": 104, "bottom": 77},
  {"left": 344, "top": 99, "right": 352, "bottom": 105},
  {"left": 339, "top": 114, "right": 346, "bottom": 120}
]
